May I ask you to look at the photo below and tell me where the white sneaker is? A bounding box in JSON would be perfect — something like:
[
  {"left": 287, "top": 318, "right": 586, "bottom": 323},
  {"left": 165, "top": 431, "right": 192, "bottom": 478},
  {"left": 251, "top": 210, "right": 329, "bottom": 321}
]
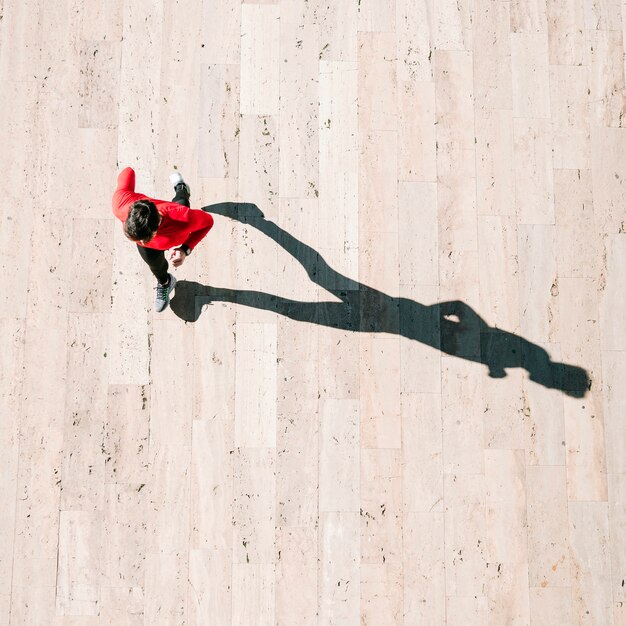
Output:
[{"left": 154, "top": 273, "right": 177, "bottom": 312}]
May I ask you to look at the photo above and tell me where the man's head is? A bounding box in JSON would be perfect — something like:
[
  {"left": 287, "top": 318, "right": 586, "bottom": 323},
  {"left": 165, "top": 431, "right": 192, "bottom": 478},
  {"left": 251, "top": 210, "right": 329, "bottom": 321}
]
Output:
[{"left": 124, "top": 199, "right": 161, "bottom": 243}]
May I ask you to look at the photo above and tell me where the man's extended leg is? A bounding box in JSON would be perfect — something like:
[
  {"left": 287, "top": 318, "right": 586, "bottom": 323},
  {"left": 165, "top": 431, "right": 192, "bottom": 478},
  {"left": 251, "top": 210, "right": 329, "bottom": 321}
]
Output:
[
  {"left": 170, "top": 172, "right": 190, "bottom": 207},
  {"left": 137, "top": 244, "right": 176, "bottom": 312}
]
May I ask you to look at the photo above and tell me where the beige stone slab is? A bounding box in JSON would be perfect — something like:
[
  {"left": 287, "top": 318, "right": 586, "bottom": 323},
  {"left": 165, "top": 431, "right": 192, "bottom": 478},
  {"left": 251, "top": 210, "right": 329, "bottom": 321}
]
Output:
[
  {"left": 232, "top": 563, "right": 275, "bottom": 626},
  {"left": 313, "top": 2, "right": 358, "bottom": 62},
  {"left": 433, "top": 0, "right": 473, "bottom": 51},
  {"left": 399, "top": 286, "right": 442, "bottom": 394},
  {"left": 0, "top": 327, "right": 21, "bottom": 598},
  {"left": 198, "top": 64, "right": 240, "bottom": 179},
  {"left": 360, "top": 449, "right": 402, "bottom": 564},
  {"left": 319, "top": 399, "right": 360, "bottom": 512},
  {"left": 444, "top": 473, "right": 487, "bottom": 597},
  {"left": 318, "top": 61, "right": 359, "bottom": 281},
  {"left": 234, "top": 322, "right": 277, "bottom": 447},
  {"left": 435, "top": 50, "right": 477, "bottom": 252},
  {"left": 117, "top": 0, "right": 163, "bottom": 183},
  {"left": 188, "top": 550, "right": 232, "bottom": 625},
  {"left": 473, "top": 0, "right": 512, "bottom": 109},
  {"left": 144, "top": 552, "right": 188, "bottom": 624},
  {"left": 192, "top": 302, "right": 236, "bottom": 420},
  {"left": 527, "top": 466, "right": 571, "bottom": 587},
  {"left": 398, "top": 83, "right": 437, "bottom": 182},
  {"left": 238, "top": 115, "right": 280, "bottom": 218},
  {"left": 403, "top": 512, "right": 445, "bottom": 624},
  {"left": 608, "top": 473, "right": 626, "bottom": 617},
  {"left": 69, "top": 219, "right": 114, "bottom": 314},
  {"left": 402, "top": 393, "right": 443, "bottom": 513},
  {"left": 103, "top": 385, "right": 150, "bottom": 484},
  {"left": 600, "top": 235, "right": 626, "bottom": 351},
  {"left": 360, "top": 563, "right": 403, "bottom": 625},
  {"left": 529, "top": 587, "right": 573, "bottom": 626},
  {"left": 441, "top": 358, "right": 485, "bottom": 474},
  {"left": 359, "top": 131, "right": 398, "bottom": 238},
  {"left": 9, "top": 587, "right": 56, "bottom": 626},
  {"left": 276, "top": 393, "right": 319, "bottom": 528},
  {"left": 399, "top": 182, "right": 438, "bottom": 286},
  {"left": 319, "top": 511, "right": 360, "bottom": 625},
  {"left": 568, "top": 502, "right": 613, "bottom": 625},
  {"left": 56, "top": 511, "right": 101, "bottom": 616},
  {"left": 356, "top": 0, "right": 395, "bottom": 32},
  {"left": 396, "top": 0, "right": 434, "bottom": 82},
  {"left": 585, "top": 0, "right": 623, "bottom": 33},
  {"left": 77, "top": 0, "right": 123, "bottom": 40},
  {"left": 475, "top": 108, "right": 514, "bottom": 217},
  {"left": 78, "top": 39, "right": 119, "bottom": 129},
  {"left": 109, "top": 226, "right": 150, "bottom": 387},
  {"left": 511, "top": 0, "right": 548, "bottom": 32},
  {"left": 275, "top": 527, "right": 317, "bottom": 625},
  {"left": 232, "top": 447, "right": 275, "bottom": 564},
  {"left": 190, "top": 419, "right": 234, "bottom": 551},
  {"left": 279, "top": 22, "right": 319, "bottom": 198},
  {"left": 514, "top": 119, "right": 555, "bottom": 225},
  {"left": 61, "top": 314, "right": 109, "bottom": 511},
  {"left": 591, "top": 128, "right": 626, "bottom": 235},
  {"left": 546, "top": 0, "right": 585, "bottom": 65},
  {"left": 99, "top": 586, "right": 144, "bottom": 625},
  {"left": 554, "top": 169, "right": 599, "bottom": 280},
  {"left": 481, "top": 364, "right": 527, "bottom": 450},
  {"left": 518, "top": 225, "right": 558, "bottom": 345},
  {"left": 446, "top": 596, "right": 488, "bottom": 625},
  {"left": 318, "top": 325, "right": 360, "bottom": 400},
  {"left": 523, "top": 341, "right": 567, "bottom": 466},
  {"left": 146, "top": 445, "right": 191, "bottom": 554},
  {"left": 149, "top": 319, "right": 194, "bottom": 448},
  {"left": 101, "top": 484, "right": 146, "bottom": 589},
  {"left": 358, "top": 32, "right": 397, "bottom": 132},
  {"left": 485, "top": 561, "right": 531, "bottom": 626},
  {"left": 588, "top": 30, "right": 626, "bottom": 128},
  {"left": 0, "top": 596, "right": 8, "bottom": 626},
  {"left": 550, "top": 66, "right": 591, "bottom": 171},
  {"left": 201, "top": 0, "right": 240, "bottom": 64},
  {"left": 359, "top": 232, "right": 399, "bottom": 306},
  {"left": 512, "top": 34, "right": 550, "bottom": 119},
  {"left": 602, "top": 352, "right": 626, "bottom": 475},
  {"left": 478, "top": 215, "right": 520, "bottom": 332},
  {"left": 360, "top": 335, "right": 401, "bottom": 449},
  {"left": 240, "top": 4, "right": 280, "bottom": 115},
  {"left": 564, "top": 388, "right": 608, "bottom": 501},
  {"left": 439, "top": 250, "right": 480, "bottom": 315}
]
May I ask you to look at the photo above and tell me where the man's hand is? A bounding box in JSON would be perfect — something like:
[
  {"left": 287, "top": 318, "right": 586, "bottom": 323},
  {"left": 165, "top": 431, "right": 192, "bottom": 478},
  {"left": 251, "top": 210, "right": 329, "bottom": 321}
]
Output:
[{"left": 169, "top": 247, "right": 187, "bottom": 268}]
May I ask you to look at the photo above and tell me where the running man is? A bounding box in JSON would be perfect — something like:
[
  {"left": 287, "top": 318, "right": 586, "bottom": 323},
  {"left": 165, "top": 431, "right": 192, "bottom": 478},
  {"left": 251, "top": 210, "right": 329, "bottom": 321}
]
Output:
[{"left": 112, "top": 167, "right": 214, "bottom": 311}]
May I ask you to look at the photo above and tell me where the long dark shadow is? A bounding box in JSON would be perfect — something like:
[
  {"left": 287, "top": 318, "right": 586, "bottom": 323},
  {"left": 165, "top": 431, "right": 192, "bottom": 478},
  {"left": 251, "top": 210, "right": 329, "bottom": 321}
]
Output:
[{"left": 170, "top": 202, "right": 590, "bottom": 398}]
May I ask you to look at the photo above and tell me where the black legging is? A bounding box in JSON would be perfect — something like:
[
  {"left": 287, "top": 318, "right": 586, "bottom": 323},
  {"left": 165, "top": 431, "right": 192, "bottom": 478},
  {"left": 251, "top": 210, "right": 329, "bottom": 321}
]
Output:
[{"left": 137, "top": 185, "right": 190, "bottom": 284}]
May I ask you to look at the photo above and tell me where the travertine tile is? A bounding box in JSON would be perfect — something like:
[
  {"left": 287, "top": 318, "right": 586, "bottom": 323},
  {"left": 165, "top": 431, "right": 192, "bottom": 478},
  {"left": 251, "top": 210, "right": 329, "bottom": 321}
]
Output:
[
  {"left": 56, "top": 511, "right": 101, "bottom": 616},
  {"left": 473, "top": 0, "right": 512, "bottom": 109},
  {"left": 198, "top": 64, "right": 240, "bottom": 179},
  {"left": 602, "top": 352, "right": 626, "bottom": 475},
  {"left": 99, "top": 586, "right": 144, "bottom": 626},
  {"left": 546, "top": 0, "right": 585, "bottom": 65},
  {"left": 200, "top": 0, "right": 241, "bottom": 64},
  {"left": 188, "top": 550, "right": 232, "bottom": 625},
  {"left": 402, "top": 512, "right": 445, "bottom": 624},
  {"left": 319, "top": 512, "right": 360, "bottom": 625},
  {"left": 475, "top": 108, "right": 514, "bottom": 217},
  {"left": 240, "top": 4, "right": 280, "bottom": 115},
  {"left": 514, "top": 119, "right": 555, "bottom": 225},
  {"left": 275, "top": 528, "right": 317, "bottom": 625},
  {"left": 190, "top": 419, "right": 234, "bottom": 551},
  {"left": 279, "top": 22, "right": 319, "bottom": 198},
  {"left": 357, "top": 0, "right": 396, "bottom": 33},
  {"left": 232, "top": 447, "right": 276, "bottom": 564},
  {"left": 599, "top": 234, "right": 626, "bottom": 351},
  {"left": 144, "top": 552, "right": 188, "bottom": 624},
  {"left": 360, "top": 562, "right": 403, "bottom": 625},
  {"left": 529, "top": 587, "right": 573, "bottom": 626},
  {"left": 511, "top": 0, "right": 548, "bottom": 32},
  {"left": 235, "top": 322, "right": 277, "bottom": 447},
  {"left": 396, "top": 0, "right": 434, "bottom": 82},
  {"left": 314, "top": 2, "right": 358, "bottom": 62},
  {"left": 511, "top": 34, "right": 550, "bottom": 118},
  {"left": 232, "top": 564, "right": 275, "bottom": 626},
  {"left": 446, "top": 596, "right": 488, "bottom": 626},
  {"left": 402, "top": 393, "right": 443, "bottom": 513},
  {"left": 608, "top": 473, "right": 626, "bottom": 621},
  {"left": 568, "top": 502, "right": 613, "bottom": 625},
  {"left": 432, "top": 0, "right": 473, "bottom": 51},
  {"left": 526, "top": 466, "right": 571, "bottom": 588}
]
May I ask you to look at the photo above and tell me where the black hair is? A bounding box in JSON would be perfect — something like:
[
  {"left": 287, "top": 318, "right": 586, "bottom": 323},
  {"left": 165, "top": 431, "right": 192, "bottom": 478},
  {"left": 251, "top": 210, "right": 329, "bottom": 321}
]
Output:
[{"left": 124, "top": 199, "right": 160, "bottom": 242}]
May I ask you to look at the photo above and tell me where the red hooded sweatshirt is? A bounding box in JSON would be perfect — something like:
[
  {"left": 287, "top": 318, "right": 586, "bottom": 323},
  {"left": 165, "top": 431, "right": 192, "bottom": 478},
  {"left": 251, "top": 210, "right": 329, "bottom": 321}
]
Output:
[{"left": 112, "top": 167, "right": 214, "bottom": 252}]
